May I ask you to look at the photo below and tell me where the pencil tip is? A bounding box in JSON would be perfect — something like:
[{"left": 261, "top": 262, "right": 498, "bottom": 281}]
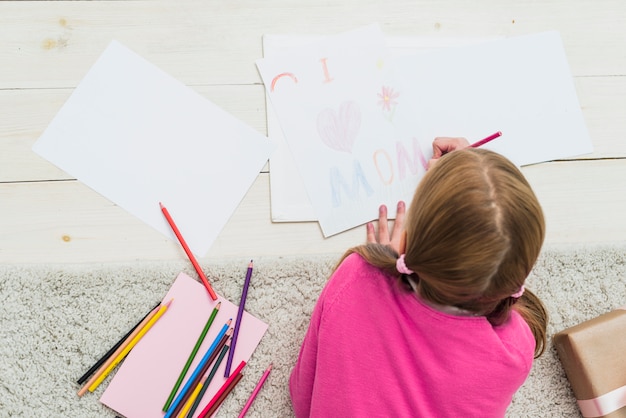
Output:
[
  {"left": 159, "top": 201, "right": 164, "bottom": 208},
  {"left": 164, "top": 298, "right": 174, "bottom": 307}
]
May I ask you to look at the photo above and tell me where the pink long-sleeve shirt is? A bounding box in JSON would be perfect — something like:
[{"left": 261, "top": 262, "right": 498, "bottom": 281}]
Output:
[{"left": 290, "top": 253, "right": 535, "bottom": 418}]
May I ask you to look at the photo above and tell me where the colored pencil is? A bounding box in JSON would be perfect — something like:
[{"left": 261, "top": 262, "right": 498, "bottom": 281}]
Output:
[
  {"left": 77, "top": 303, "right": 161, "bottom": 397},
  {"left": 202, "top": 372, "right": 244, "bottom": 418},
  {"left": 167, "top": 329, "right": 232, "bottom": 418},
  {"left": 238, "top": 363, "right": 273, "bottom": 417},
  {"left": 164, "top": 319, "right": 232, "bottom": 418},
  {"left": 87, "top": 299, "right": 173, "bottom": 393},
  {"left": 470, "top": 131, "right": 502, "bottom": 148},
  {"left": 180, "top": 381, "right": 203, "bottom": 418},
  {"left": 163, "top": 301, "right": 222, "bottom": 411},
  {"left": 198, "top": 360, "right": 247, "bottom": 418},
  {"left": 77, "top": 302, "right": 159, "bottom": 385},
  {"left": 225, "top": 260, "right": 253, "bottom": 377},
  {"left": 159, "top": 202, "right": 217, "bottom": 301},
  {"left": 186, "top": 341, "right": 231, "bottom": 418}
]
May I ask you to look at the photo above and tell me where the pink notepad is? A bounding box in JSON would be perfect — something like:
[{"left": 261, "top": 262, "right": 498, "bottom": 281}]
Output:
[{"left": 100, "top": 272, "right": 268, "bottom": 417}]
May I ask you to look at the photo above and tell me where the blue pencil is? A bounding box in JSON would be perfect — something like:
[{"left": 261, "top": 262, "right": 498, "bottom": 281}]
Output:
[
  {"left": 186, "top": 341, "right": 231, "bottom": 418},
  {"left": 164, "top": 319, "right": 231, "bottom": 418},
  {"left": 225, "top": 260, "right": 253, "bottom": 377}
]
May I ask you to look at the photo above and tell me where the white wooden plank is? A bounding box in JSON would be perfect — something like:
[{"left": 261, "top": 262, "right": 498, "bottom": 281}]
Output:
[
  {"left": 575, "top": 76, "right": 626, "bottom": 158},
  {"left": 2, "top": 0, "right": 626, "bottom": 265},
  {"left": 0, "top": 173, "right": 361, "bottom": 263},
  {"left": 2, "top": 76, "right": 623, "bottom": 183},
  {"left": 0, "top": 0, "right": 625, "bottom": 89},
  {"left": 1, "top": 160, "right": 625, "bottom": 264},
  {"left": 0, "top": 85, "right": 268, "bottom": 182},
  {"left": 522, "top": 160, "right": 626, "bottom": 245}
]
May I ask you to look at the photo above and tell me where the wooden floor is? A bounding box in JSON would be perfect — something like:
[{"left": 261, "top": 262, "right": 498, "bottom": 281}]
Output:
[{"left": 1, "top": 0, "right": 625, "bottom": 264}]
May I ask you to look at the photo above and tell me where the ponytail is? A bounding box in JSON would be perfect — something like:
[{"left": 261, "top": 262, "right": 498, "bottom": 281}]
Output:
[{"left": 513, "top": 288, "right": 548, "bottom": 358}]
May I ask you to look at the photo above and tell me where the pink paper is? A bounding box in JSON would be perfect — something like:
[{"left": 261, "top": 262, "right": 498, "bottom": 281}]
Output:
[{"left": 100, "top": 272, "right": 268, "bottom": 417}]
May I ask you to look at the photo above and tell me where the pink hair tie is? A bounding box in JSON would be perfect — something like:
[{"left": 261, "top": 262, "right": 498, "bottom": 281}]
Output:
[
  {"left": 396, "top": 254, "right": 414, "bottom": 275},
  {"left": 511, "top": 286, "right": 525, "bottom": 299}
]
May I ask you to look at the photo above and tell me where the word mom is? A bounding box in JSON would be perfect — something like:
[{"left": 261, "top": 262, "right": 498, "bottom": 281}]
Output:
[{"left": 330, "top": 137, "right": 428, "bottom": 207}]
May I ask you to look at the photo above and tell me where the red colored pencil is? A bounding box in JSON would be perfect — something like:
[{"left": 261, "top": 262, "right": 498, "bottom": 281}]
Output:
[
  {"left": 203, "top": 373, "right": 244, "bottom": 417},
  {"left": 470, "top": 131, "right": 502, "bottom": 148},
  {"left": 198, "top": 360, "right": 247, "bottom": 418},
  {"left": 159, "top": 202, "right": 217, "bottom": 300}
]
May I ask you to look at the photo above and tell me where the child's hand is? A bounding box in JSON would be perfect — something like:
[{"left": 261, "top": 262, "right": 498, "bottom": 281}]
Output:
[
  {"left": 366, "top": 201, "right": 405, "bottom": 253},
  {"left": 428, "top": 137, "right": 470, "bottom": 169}
]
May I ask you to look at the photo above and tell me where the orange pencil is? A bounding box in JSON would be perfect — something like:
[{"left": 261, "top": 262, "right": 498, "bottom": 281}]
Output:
[
  {"left": 159, "top": 202, "right": 217, "bottom": 300},
  {"left": 87, "top": 299, "right": 173, "bottom": 392},
  {"left": 77, "top": 304, "right": 161, "bottom": 397}
]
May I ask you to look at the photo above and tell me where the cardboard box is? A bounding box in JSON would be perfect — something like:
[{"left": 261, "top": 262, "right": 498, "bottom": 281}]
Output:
[{"left": 553, "top": 308, "right": 626, "bottom": 418}]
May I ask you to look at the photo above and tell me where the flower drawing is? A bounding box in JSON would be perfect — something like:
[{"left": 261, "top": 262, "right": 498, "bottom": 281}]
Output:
[{"left": 377, "top": 86, "right": 399, "bottom": 112}]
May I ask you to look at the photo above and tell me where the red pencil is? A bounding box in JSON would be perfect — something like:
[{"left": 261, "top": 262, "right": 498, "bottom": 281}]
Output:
[
  {"left": 198, "top": 360, "right": 247, "bottom": 418},
  {"left": 470, "top": 131, "right": 502, "bottom": 148},
  {"left": 202, "top": 372, "right": 244, "bottom": 417},
  {"left": 159, "top": 202, "right": 217, "bottom": 301}
]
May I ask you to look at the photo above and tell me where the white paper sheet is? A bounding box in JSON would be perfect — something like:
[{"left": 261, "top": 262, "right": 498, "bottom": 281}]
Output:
[
  {"left": 260, "top": 29, "right": 592, "bottom": 232},
  {"left": 263, "top": 33, "right": 503, "bottom": 223},
  {"left": 33, "top": 40, "right": 276, "bottom": 256},
  {"left": 258, "top": 24, "right": 426, "bottom": 237},
  {"left": 392, "top": 30, "right": 592, "bottom": 167}
]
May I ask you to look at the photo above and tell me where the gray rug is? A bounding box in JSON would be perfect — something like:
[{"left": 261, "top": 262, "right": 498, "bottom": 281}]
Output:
[{"left": 1, "top": 244, "right": 625, "bottom": 417}]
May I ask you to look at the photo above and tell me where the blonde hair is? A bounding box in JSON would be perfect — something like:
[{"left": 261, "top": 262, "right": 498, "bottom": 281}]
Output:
[{"left": 340, "top": 148, "right": 548, "bottom": 357}]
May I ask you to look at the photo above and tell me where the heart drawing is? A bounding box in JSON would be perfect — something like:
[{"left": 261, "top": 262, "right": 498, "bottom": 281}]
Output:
[{"left": 316, "top": 101, "right": 361, "bottom": 153}]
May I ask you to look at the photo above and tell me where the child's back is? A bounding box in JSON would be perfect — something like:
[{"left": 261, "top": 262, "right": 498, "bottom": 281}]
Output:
[{"left": 290, "top": 253, "right": 535, "bottom": 417}]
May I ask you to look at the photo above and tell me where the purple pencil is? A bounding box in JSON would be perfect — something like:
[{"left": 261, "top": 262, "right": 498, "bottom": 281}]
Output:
[{"left": 224, "top": 260, "right": 253, "bottom": 377}]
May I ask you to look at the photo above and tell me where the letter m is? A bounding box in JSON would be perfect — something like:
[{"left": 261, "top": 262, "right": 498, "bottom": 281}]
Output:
[{"left": 329, "top": 160, "right": 374, "bottom": 207}]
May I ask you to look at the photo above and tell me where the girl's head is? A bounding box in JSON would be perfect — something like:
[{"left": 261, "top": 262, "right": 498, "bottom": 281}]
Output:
[
  {"left": 403, "top": 148, "right": 547, "bottom": 354},
  {"left": 342, "top": 148, "right": 547, "bottom": 356}
]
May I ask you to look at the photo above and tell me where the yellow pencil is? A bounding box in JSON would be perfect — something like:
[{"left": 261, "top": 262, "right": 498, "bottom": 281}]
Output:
[
  {"left": 78, "top": 303, "right": 161, "bottom": 397},
  {"left": 88, "top": 298, "right": 173, "bottom": 392},
  {"left": 180, "top": 381, "right": 203, "bottom": 417}
]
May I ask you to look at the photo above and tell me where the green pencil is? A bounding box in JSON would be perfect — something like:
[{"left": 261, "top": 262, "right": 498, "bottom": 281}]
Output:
[{"left": 162, "top": 301, "right": 221, "bottom": 411}]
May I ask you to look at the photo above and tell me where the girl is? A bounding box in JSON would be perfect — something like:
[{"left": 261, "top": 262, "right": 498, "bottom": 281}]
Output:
[{"left": 290, "top": 139, "right": 548, "bottom": 417}]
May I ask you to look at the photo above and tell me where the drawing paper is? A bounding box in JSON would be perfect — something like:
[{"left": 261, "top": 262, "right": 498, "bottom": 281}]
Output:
[
  {"left": 262, "top": 33, "right": 499, "bottom": 223},
  {"left": 260, "top": 29, "right": 592, "bottom": 234},
  {"left": 100, "top": 272, "right": 268, "bottom": 417},
  {"left": 258, "top": 24, "right": 431, "bottom": 237},
  {"left": 392, "top": 30, "right": 592, "bottom": 167},
  {"left": 33, "top": 40, "right": 276, "bottom": 256}
]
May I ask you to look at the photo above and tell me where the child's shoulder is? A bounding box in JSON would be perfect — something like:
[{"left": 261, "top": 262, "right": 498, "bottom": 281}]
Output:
[
  {"left": 334, "top": 252, "right": 382, "bottom": 280},
  {"left": 323, "top": 252, "right": 389, "bottom": 302}
]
